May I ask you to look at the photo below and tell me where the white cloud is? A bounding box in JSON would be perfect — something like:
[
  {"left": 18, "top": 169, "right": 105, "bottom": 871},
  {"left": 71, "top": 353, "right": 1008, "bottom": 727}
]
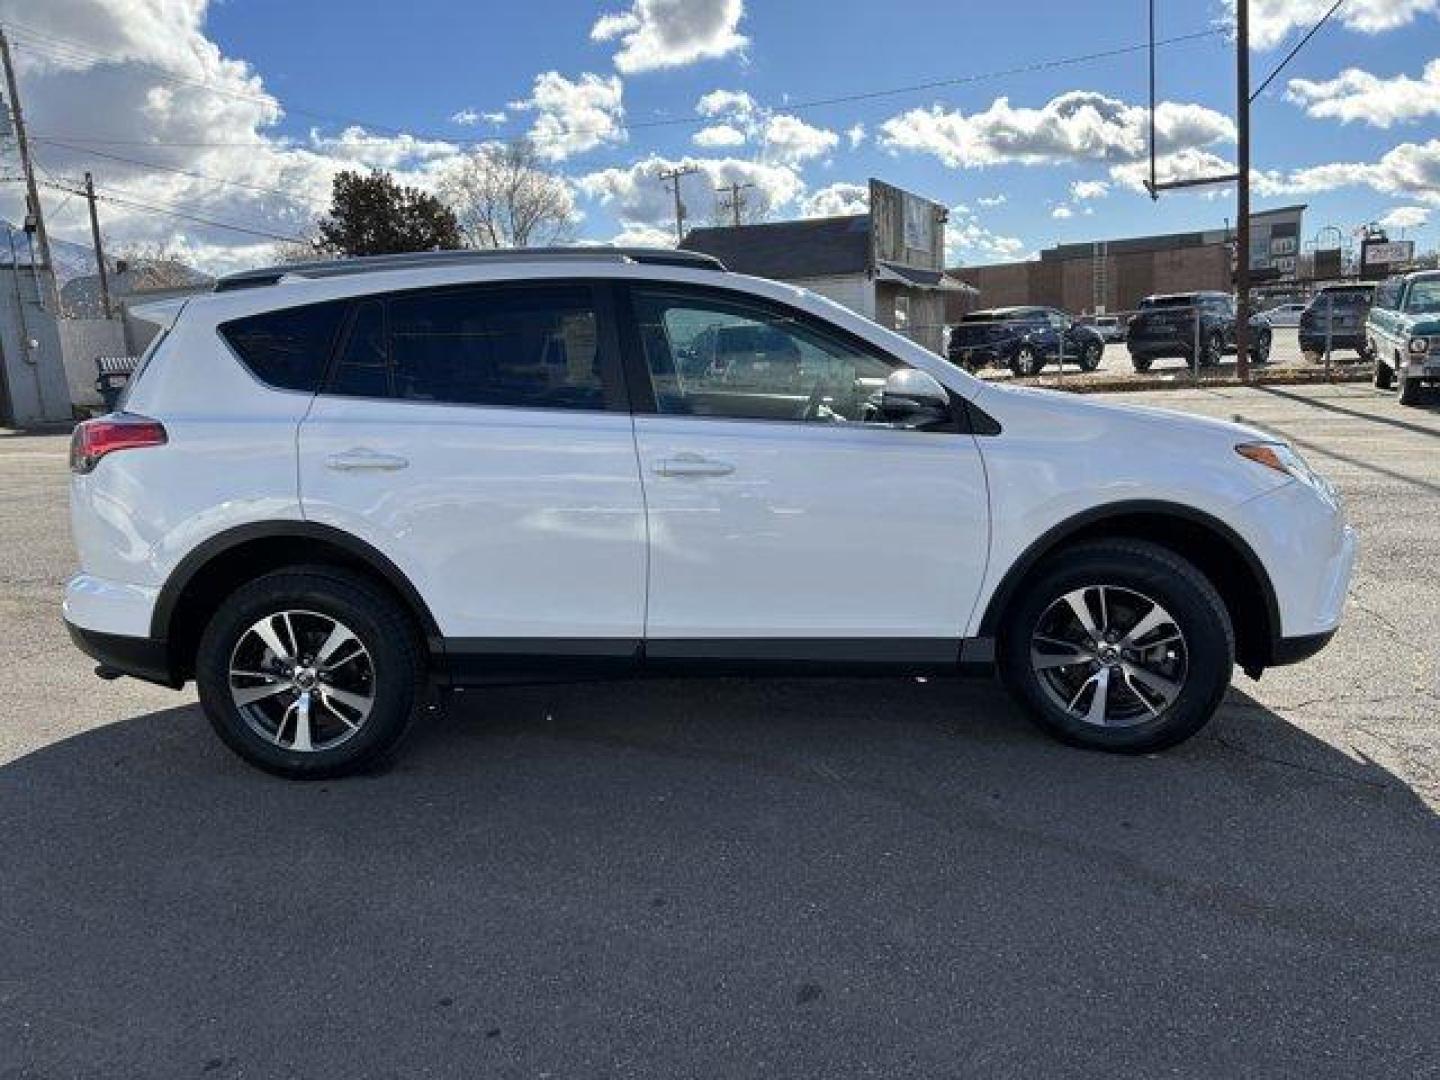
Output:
[
  {"left": 610, "top": 221, "right": 678, "bottom": 247},
  {"left": 693, "top": 123, "right": 747, "bottom": 148},
  {"left": 800, "top": 182, "right": 870, "bottom": 218},
  {"left": 976, "top": 194, "right": 1007, "bottom": 207},
  {"left": 879, "top": 91, "right": 1233, "bottom": 169},
  {"left": 307, "top": 126, "right": 458, "bottom": 168},
  {"left": 510, "top": 71, "right": 626, "bottom": 161},
  {"left": 592, "top": 0, "right": 747, "bottom": 73},
  {"left": 1051, "top": 206, "right": 1074, "bottom": 219},
  {"left": 1253, "top": 138, "right": 1440, "bottom": 205},
  {"left": 1109, "top": 148, "right": 1236, "bottom": 193},
  {"left": 1286, "top": 60, "right": 1440, "bottom": 127},
  {"left": 1234, "top": 0, "right": 1439, "bottom": 50},
  {"left": 451, "top": 108, "right": 508, "bottom": 126},
  {"left": 1379, "top": 205, "right": 1431, "bottom": 231},
  {"left": 846, "top": 123, "right": 866, "bottom": 149},
  {"left": 761, "top": 114, "right": 839, "bottom": 164},
  {"left": 696, "top": 89, "right": 757, "bottom": 121},
  {"left": 946, "top": 204, "right": 1027, "bottom": 264},
  {"left": 1069, "top": 179, "right": 1109, "bottom": 200},
  {"left": 577, "top": 154, "right": 804, "bottom": 228}
]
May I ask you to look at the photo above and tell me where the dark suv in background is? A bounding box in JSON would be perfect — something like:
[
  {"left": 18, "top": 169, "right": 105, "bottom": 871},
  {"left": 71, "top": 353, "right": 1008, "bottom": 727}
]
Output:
[
  {"left": 947, "top": 307, "right": 1105, "bottom": 376},
  {"left": 1299, "top": 283, "right": 1376, "bottom": 361},
  {"left": 1127, "top": 292, "right": 1272, "bottom": 372}
]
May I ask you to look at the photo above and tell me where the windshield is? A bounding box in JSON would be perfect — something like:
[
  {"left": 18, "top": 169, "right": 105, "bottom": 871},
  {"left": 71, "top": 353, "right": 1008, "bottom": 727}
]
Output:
[
  {"left": 1312, "top": 288, "right": 1372, "bottom": 309},
  {"left": 1404, "top": 279, "right": 1440, "bottom": 314}
]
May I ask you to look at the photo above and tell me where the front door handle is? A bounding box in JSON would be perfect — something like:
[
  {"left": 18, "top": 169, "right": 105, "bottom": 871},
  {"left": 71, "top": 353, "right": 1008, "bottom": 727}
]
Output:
[
  {"left": 653, "top": 453, "right": 735, "bottom": 478},
  {"left": 325, "top": 448, "right": 409, "bottom": 472}
]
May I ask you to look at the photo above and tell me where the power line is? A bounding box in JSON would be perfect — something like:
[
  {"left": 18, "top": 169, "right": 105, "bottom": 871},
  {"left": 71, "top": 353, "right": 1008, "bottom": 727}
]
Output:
[
  {"left": 7, "top": 18, "right": 1225, "bottom": 149},
  {"left": 1250, "top": 0, "right": 1347, "bottom": 102},
  {"left": 30, "top": 136, "right": 322, "bottom": 207},
  {"left": 39, "top": 178, "right": 304, "bottom": 243}
]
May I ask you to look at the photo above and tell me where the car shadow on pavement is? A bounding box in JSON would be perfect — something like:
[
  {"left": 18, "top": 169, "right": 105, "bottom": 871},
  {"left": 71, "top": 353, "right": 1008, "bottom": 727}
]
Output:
[{"left": 2, "top": 678, "right": 1437, "bottom": 1078}]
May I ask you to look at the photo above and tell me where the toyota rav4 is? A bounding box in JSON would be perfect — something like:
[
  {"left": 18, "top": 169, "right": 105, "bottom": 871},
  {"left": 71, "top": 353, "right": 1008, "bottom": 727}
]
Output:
[{"left": 65, "top": 249, "right": 1355, "bottom": 778}]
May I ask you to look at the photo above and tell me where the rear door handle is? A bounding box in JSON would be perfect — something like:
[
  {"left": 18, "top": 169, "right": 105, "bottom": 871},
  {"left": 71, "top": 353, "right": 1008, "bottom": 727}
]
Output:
[
  {"left": 325, "top": 449, "right": 409, "bottom": 472},
  {"left": 653, "top": 453, "right": 734, "bottom": 478}
]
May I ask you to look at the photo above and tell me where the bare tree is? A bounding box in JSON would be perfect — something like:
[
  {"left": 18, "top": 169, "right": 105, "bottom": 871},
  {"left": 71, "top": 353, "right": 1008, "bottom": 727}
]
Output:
[
  {"left": 439, "top": 141, "right": 580, "bottom": 249},
  {"left": 110, "top": 243, "right": 208, "bottom": 289}
]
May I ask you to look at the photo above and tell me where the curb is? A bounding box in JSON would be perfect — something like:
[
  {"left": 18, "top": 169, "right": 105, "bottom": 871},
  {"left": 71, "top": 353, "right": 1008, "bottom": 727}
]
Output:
[{"left": 981, "top": 366, "right": 1372, "bottom": 395}]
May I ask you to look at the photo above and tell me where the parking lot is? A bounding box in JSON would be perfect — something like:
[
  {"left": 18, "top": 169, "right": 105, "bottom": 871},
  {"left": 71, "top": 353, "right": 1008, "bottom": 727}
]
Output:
[{"left": 2, "top": 382, "right": 1437, "bottom": 1077}]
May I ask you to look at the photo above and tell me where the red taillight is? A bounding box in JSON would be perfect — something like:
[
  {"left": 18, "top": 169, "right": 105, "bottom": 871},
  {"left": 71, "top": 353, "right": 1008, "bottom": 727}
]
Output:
[{"left": 70, "top": 414, "right": 168, "bottom": 474}]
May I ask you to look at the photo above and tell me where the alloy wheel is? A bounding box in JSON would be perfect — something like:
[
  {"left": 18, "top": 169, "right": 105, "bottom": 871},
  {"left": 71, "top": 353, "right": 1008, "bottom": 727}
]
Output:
[
  {"left": 228, "top": 609, "right": 376, "bottom": 752},
  {"left": 1029, "top": 585, "right": 1188, "bottom": 728}
]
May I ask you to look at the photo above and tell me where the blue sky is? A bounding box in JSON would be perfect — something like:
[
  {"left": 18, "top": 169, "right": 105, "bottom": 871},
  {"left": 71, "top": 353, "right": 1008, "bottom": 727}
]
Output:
[{"left": 4, "top": 0, "right": 1437, "bottom": 272}]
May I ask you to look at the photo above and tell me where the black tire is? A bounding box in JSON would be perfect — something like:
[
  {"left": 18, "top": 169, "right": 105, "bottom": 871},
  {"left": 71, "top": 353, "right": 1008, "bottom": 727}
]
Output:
[
  {"left": 1079, "top": 340, "right": 1103, "bottom": 372},
  {"left": 196, "top": 566, "right": 426, "bottom": 779},
  {"left": 1397, "top": 365, "right": 1423, "bottom": 407},
  {"left": 1250, "top": 332, "right": 1271, "bottom": 365},
  {"left": 1374, "top": 355, "right": 1394, "bottom": 389},
  {"left": 1200, "top": 331, "right": 1224, "bottom": 368},
  {"left": 1010, "top": 344, "right": 1043, "bottom": 378},
  {"left": 998, "top": 539, "right": 1235, "bottom": 754},
  {"left": 1131, "top": 355, "right": 1154, "bottom": 374},
  {"left": 1358, "top": 340, "right": 1376, "bottom": 364}
]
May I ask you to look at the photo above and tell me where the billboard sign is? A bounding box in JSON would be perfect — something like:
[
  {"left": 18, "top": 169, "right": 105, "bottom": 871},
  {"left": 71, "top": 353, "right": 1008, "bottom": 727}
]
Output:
[
  {"left": 1361, "top": 238, "right": 1415, "bottom": 279},
  {"left": 869, "top": 179, "right": 945, "bottom": 271}
]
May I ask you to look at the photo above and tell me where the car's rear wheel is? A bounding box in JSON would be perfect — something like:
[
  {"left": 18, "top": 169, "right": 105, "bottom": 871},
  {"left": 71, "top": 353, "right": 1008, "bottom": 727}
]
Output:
[
  {"left": 1078, "top": 340, "right": 1103, "bottom": 372},
  {"left": 196, "top": 567, "right": 426, "bottom": 779},
  {"left": 999, "top": 540, "right": 1234, "bottom": 753},
  {"left": 1130, "top": 355, "right": 1154, "bottom": 373}
]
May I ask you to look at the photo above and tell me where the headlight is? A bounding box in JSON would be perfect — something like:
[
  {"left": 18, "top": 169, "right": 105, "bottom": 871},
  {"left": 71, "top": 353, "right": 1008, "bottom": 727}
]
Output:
[
  {"left": 1409, "top": 336, "right": 1429, "bottom": 354},
  {"left": 1235, "top": 441, "right": 1328, "bottom": 495}
]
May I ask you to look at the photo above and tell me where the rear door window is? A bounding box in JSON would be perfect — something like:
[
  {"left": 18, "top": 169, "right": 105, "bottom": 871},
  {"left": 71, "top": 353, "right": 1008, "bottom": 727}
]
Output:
[
  {"left": 324, "top": 283, "right": 622, "bottom": 411},
  {"left": 220, "top": 301, "right": 348, "bottom": 392}
]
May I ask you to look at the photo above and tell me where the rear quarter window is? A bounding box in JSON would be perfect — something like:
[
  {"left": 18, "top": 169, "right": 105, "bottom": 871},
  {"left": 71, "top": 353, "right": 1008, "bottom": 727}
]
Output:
[{"left": 219, "top": 301, "right": 348, "bottom": 392}]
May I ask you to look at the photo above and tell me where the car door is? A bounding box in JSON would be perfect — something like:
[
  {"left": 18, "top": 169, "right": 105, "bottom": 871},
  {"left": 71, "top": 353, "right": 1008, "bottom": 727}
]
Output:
[
  {"left": 620, "top": 282, "right": 990, "bottom": 660},
  {"left": 298, "top": 280, "right": 648, "bottom": 655}
]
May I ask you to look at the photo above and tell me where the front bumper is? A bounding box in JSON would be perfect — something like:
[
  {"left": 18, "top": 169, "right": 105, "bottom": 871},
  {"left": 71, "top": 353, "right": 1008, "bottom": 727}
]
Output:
[{"left": 65, "top": 620, "right": 181, "bottom": 689}]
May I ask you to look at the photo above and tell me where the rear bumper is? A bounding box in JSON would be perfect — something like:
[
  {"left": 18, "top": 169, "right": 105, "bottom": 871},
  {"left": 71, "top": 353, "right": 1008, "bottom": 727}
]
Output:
[
  {"left": 1299, "top": 332, "right": 1364, "bottom": 352},
  {"left": 65, "top": 620, "right": 182, "bottom": 689}
]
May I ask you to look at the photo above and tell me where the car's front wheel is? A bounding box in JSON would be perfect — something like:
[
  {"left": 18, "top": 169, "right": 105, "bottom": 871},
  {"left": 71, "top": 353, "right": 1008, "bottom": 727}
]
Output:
[
  {"left": 1010, "top": 344, "right": 1043, "bottom": 377},
  {"left": 1397, "top": 365, "right": 1424, "bottom": 407},
  {"left": 1078, "top": 340, "right": 1103, "bottom": 372},
  {"left": 1373, "top": 352, "right": 1393, "bottom": 389},
  {"left": 196, "top": 566, "right": 426, "bottom": 779},
  {"left": 999, "top": 540, "right": 1234, "bottom": 753},
  {"left": 1130, "top": 355, "right": 1154, "bottom": 374}
]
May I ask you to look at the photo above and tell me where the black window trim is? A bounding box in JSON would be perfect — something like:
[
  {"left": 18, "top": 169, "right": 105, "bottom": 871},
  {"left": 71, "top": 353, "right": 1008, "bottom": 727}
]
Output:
[
  {"left": 217, "top": 297, "right": 350, "bottom": 397},
  {"left": 316, "top": 278, "right": 632, "bottom": 414},
  {"left": 611, "top": 279, "right": 997, "bottom": 435}
]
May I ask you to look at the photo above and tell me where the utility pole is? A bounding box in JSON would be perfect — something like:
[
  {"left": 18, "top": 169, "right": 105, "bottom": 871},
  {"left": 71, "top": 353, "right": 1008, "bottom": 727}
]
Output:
[
  {"left": 658, "top": 165, "right": 699, "bottom": 243},
  {"left": 0, "top": 28, "right": 60, "bottom": 313},
  {"left": 1233, "top": 0, "right": 1252, "bottom": 382},
  {"left": 716, "top": 181, "right": 756, "bottom": 228},
  {"left": 84, "top": 173, "right": 112, "bottom": 318}
]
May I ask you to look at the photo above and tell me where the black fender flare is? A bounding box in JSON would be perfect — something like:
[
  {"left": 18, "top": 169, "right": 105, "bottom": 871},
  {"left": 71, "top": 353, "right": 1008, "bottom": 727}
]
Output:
[
  {"left": 150, "top": 520, "right": 443, "bottom": 642},
  {"left": 975, "top": 499, "right": 1281, "bottom": 648}
]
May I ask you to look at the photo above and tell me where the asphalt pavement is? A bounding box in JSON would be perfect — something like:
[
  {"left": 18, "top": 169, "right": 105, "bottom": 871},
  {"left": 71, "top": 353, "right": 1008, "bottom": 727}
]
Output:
[{"left": 1, "top": 381, "right": 1437, "bottom": 1079}]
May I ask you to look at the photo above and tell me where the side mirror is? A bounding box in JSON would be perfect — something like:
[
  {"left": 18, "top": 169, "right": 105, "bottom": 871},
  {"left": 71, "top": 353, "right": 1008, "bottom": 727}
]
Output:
[{"left": 881, "top": 368, "right": 951, "bottom": 428}]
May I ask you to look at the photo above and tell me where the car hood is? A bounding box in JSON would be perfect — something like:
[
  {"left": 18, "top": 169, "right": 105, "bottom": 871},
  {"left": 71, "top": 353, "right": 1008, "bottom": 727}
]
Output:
[{"left": 974, "top": 381, "right": 1276, "bottom": 446}]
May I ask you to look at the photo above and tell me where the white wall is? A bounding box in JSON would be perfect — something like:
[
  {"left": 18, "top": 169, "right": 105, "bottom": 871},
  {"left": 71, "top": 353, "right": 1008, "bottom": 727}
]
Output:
[
  {"left": 58, "top": 318, "right": 127, "bottom": 410},
  {"left": 0, "top": 266, "right": 72, "bottom": 426},
  {"left": 788, "top": 274, "right": 876, "bottom": 320}
]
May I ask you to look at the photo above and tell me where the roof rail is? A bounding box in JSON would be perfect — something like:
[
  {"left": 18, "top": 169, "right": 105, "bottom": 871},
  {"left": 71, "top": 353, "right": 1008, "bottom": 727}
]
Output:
[{"left": 213, "top": 247, "right": 726, "bottom": 292}]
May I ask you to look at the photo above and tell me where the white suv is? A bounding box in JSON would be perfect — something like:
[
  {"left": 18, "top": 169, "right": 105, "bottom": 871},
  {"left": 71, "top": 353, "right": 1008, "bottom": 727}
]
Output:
[{"left": 65, "top": 250, "right": 1356, "bottom": 778}]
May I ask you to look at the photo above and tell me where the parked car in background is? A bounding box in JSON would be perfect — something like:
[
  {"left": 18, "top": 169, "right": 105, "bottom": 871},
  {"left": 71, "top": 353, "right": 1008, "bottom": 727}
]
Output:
[
  {"left": 63, "top": 248, "right": 1354, "bottom": 777},
  {"left": 1259, "top": 302, "right": 1307, "bottom": 328},
  {"left": 1077, "top": 314, "right": 1127, "bottom": 343},
  {"left": 947, "top": 306, "right": 1105, "bottom": 376},
  {"left": 1127, "top": 291, "right": 1272, "bottom": 373},
  {"left": 1367, "top": 270, "right": 1440, "bottom": 407},
  {"left": 1299, "top": 283, "right": 1376, "bottom": 361}
]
